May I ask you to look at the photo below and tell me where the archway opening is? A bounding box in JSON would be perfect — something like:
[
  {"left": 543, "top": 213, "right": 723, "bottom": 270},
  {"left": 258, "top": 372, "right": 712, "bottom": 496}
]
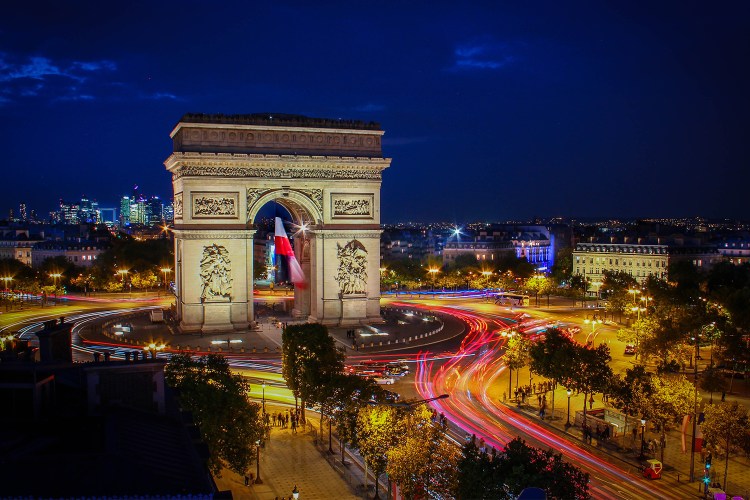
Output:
[{"left": 251, "top": 200, "right": 314, "bottom": 320}]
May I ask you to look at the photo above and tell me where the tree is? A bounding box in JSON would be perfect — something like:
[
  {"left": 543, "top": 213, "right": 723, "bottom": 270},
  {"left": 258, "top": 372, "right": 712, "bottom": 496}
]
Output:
[
  {"left": 701, "top": 401, "right": 750, "bottom": 490},
  {"left": 530, "top": 328, "right": 577, "bottom": 420},
  {"left": 386, "top": 405, "right": 460, "bottom": 500},
  {"left": 641, "top": 374, "right": 695, "bottom": 464},
  {"left": 564, "top": 343, "right": 613, "bottom": 423},
  {"left": 616, "top": 315, "right": 658, "bottom": 362},
  {"left": 569, "top": 274, "right": 590, "bottom": 307},
  {"left": 164, "top": 354, "right": 263, "bottom": 476},
  {"left": 130, "top": 269, "right": 159, "bottom": 289},
  {"left": 281, "top": 323, "right": 344, "bottom": 421},
  {"left": 457, "top": 437, "right": 590, "bottom": 499},
  {"left": 357, "top": 404, "right": 405, "bottom": 499},
  {"left": 609, "top": 366, "right": 652, "bottom": 449},
  {"left": 525, "top": 275, "right": 554, "bottom": 307},
  {"left": 551, "top": 246, "right": 573, "bottom": 285},
  {"left": 334, "top": 375, "right": 382, "bottom": 464},
  {"left": 504, "top": 335, "right": 531, "bottom": 397}
]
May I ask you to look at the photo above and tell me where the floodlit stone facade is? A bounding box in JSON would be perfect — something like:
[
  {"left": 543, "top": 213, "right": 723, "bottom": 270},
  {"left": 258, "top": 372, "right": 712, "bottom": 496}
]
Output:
[{"left": 165, "top": 114, "right": 391, "bottom": 332}]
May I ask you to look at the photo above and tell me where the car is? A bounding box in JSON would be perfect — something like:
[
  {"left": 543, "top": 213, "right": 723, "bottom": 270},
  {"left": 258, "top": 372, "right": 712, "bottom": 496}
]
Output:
[
  {"left": 373, "top": 376, "right": 396, "bottom": 385},
  {"left": 624, "top": 344, "right": 636, "bottom": 356}
]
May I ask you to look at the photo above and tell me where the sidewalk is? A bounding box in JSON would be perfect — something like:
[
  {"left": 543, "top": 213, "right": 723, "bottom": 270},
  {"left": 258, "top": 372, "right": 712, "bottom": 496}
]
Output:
[
  {"left": 496, "top": 364, "right": 750, "bottom": 499},
  {"left": 212, "top": 405, "right": 376, "bottom": 499},
  {"left": 213, "top": 416, "right": 357, "bottom": 499}
]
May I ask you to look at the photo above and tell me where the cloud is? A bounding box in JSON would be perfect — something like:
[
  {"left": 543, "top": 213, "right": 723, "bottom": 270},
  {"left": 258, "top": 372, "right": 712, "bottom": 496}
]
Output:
[
  {"left": 449, "top": 40, "right": 517, "bottom": 72},
  {"left": 0, "top": 52, "right": 173, "bottom": 106},
  {"left": 354, "top": 103, "right": 385, "bottom": 113},
  {"left": 148, "top": 92, "right": 180, "bottom": 100}
]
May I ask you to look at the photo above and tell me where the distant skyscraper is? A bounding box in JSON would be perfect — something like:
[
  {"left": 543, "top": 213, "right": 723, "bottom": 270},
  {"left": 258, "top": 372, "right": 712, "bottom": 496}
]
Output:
[
  {"left": 60, "top": 199, "right": 81, "bottom": 224},
  {"left": 29, "top": 209, "right": 37, "bottom": 223},
  {"left": 163, "top": 201, "right": 174, "bottom": 223},
  {"left": 8, "top": 208, "right": 14, "bottom": 222},
  {"left": 147, "top": 196, "right": 163, "bottom": 225},
  {"left": 119, "top": 196, "right": 131, "bottom": 226},
  {"left": 19, "top": 203, "right": 27, "bottom": 221}
]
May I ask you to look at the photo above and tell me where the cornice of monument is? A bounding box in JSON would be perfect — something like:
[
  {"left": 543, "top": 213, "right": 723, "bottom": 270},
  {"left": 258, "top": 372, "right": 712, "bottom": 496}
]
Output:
[
  {"left": 172, "top": 228, "right": 256, "bottom": 240},
  {"left": 171, "top": 122, "right": 385, "bottom": 138},
  {"left": 172, "top": 112, "right": 382, "bottom": 136},
  {"left": 165, "top": 152, "right": 391, "bottom": 180}
]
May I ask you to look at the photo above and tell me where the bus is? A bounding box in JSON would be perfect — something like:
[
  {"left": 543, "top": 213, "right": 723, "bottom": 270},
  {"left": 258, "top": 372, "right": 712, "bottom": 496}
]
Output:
[{"left": 494, "top": 292, "right": 530, "bottom": 307}]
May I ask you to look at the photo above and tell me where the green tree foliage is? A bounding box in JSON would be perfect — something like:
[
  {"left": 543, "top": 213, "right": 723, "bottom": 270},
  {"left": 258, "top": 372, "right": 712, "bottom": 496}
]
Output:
[
  {"left": 564, "top": 342, "right": 613, "bottom": 420},
  {"left": 281, "top": 323, "right": 344, "bottom": 418},
  {"left": 616, "top": 315, "right": 658, "bottom": 361},
  {"left": 333, "top": 375, "right": 382, "bottom": 462},
  {"left": 457, "top": 437, "right": 590, "bottom": 499},
  {"left": 356, "top": 404, "right": 405, "bottom": 499},
  {"left": 609, "top": 366, "right": 652, "bottom": 447},
  {"left": 504, "top": 335, "right": 531, "bottom": 393},
  {"left": 551, "top": 246, "right": 573, "bottom": 285},
  {"left": 164, "top": 354, "right": 263, "bottom": 476},
  {"left": 641, "top": 374, "right": 695, "bottom": 464},
  {"left": 386, "top": 405, "right": 460, "bottom": 500},
  {"left": 529, "top": 328, "right": 577, "bottom": 417},
  {"left": 701, "top": 401, "right": 750, "bottom": 490}
]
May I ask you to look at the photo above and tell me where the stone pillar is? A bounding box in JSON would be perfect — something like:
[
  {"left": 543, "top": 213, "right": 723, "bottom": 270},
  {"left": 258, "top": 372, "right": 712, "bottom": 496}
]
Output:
[{"left": 292, "top": 236, "right": 311, "bottom": 318}]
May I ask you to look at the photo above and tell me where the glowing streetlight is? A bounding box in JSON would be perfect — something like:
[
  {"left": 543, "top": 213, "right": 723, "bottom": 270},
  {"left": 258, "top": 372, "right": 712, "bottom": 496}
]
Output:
[
  {"left": 1, "top": 276, "right": 12, "bottom": 299},
  {"left": 584, "top": 317, "right": 603, "bottom": 345},
  {"left": 566, "top": 389, "right": 572, "bottom": 427},
  {"left": 261, "top": 381, "right": 266, "bottom": 414},
  {"left": 254, "top": 439, "right": 263, "bottom": 484},
  {"left": 160, "top": 267, "right": 172, "bottom": 289},
  {"left": 49, "top": 273, "right": 62, "bottom": 305},
  {"left": 428, "top": 267, "right": 439, "bottom": 292},
  {"left": 292, "top": 485, "right": 299, "bottom": 499},
  {"left": 117, "top": 269, "right": 129, "bottom": 282}
]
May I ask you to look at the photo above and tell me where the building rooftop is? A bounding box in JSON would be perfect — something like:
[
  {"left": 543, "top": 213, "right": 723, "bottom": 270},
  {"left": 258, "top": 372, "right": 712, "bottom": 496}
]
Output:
[{"left": 178, "top": 112, "right": 381, "bottom": 131}]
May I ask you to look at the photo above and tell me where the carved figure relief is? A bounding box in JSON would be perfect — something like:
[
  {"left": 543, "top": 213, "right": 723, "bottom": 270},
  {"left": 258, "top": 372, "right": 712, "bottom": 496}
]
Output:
[
  {"left": 246, "top": 188, "right": 273, "bottom": 214},
  {"left": 200, "top": 244, "right": 232, "bottom": 300},
  {"left": 297, "top": 188, "right": 323, "bottom": 214},
  {"left": 191, "top": 192, "right": 239, "bottom": 218},
  {"left": 334, "top": 240, "right": 368, "bottom": 295},
  {"left": 331, "top": 193, "right": 374, "bottom": 218},
  {"left": 174, "top": 193, "right": 183, "bottom": 218}
]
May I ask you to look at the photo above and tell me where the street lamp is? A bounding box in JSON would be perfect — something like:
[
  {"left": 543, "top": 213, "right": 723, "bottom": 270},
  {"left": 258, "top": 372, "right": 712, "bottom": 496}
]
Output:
[
  {"left": 1, "top": 276, "right": 12, "bottom": 306},
  {"left": 261, "top": 381, "right": 266, "bottom": 414},
  {"left": 639, "top": 418, "right": 647, "bottom": 459},
  {"left": 566, "top": 390, "right": 572, "bottom": 427},
  {"left": 583, "top": 317, "right": 603, "bottom": 346},
  {"left": 428, "top": 268, "right": 439, "bottom": 292},
  {"left": 49, "top": 272, "right": 62, "bottom": 305},
  {"left": 160, "top": 267, "right": 172, "bottom": 290},
  {"left": 292, "top": 485, "right": 299, "bottom": 499},
  {"left": 254, "top": 439, "right": 263, "bottom": 484}
]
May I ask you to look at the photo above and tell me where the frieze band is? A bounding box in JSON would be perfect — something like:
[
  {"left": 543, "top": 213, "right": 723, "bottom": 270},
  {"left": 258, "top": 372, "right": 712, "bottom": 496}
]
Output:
[{"left": 173, "top": 165, "right": 383, "bottom": 181}]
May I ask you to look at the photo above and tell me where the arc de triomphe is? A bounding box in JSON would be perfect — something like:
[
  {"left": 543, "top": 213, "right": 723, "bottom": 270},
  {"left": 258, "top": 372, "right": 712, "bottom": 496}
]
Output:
[{"left": 164, "top": 113, "right": 391, "bottom": 333}]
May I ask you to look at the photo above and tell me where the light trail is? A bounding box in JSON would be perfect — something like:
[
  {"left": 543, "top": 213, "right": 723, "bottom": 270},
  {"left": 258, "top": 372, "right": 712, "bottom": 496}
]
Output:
[{"left": 413, "top": 304, "right": 684, "bottom": 500}]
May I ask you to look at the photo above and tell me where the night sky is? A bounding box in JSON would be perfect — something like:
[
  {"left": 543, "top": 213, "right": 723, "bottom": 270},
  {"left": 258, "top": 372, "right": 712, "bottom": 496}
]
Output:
[{"left": 2, "top": 1, "right": 748, "bottom": 223}]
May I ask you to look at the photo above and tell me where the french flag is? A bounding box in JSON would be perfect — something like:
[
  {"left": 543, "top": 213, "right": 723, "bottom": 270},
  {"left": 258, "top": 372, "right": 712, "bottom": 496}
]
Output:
[{"left": 274, "top": 217, "right": 306, "bottom": 287}]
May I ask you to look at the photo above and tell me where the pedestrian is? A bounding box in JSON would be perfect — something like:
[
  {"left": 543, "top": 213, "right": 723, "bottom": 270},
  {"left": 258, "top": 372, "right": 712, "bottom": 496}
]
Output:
[
  {"left": 502, "top": 391, "right": 507, "bottom": 402},
  {"left": 589, "top": 394, "right": 595, "bottom": 410},
  {"left": 244, "top": 475, "right": 250, "bottom": 486}
]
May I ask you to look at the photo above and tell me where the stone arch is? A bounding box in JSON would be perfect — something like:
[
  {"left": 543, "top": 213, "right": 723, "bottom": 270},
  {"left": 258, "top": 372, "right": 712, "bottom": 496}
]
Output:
[
  {"left": 165, "top": 113, "right": 390, "bottom": 332},
  {"left": 246, "top": 188, "right": 323, "bottom": 227}
]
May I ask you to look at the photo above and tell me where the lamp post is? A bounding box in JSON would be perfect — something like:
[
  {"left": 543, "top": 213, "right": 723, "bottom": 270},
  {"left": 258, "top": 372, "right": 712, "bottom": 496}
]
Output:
[
  {"left": 428, "top": 268, "right": 439, "bottom": 293},
  {"left": 160, "top": 267, "right": 171, "bottom": 291},
  {"left": 49, "top": 273, "right": 62, "bottom": 305},
  {"left": 639, "top": 418, "right": 647, "bottom": 459},
  {"left": 254, "top": 439, "right": 263, "bottom": 484},
  {"left": 566, "top": 390, "right": 572, "bottom": 427},
  {"left": 261, "top": 381, "right": 266, "bottom": 415},
  {"left": 583, "top": 317, "right": 603, "bottom": 346},
  {"left": 481, "top": 270, "right": 492, "bottom": 297},
  {"left": 502, "top": 330, "right": 517, "bottom": 398},
  {"left": 1, "top": 277, "right": 11, "bottom": 309}
]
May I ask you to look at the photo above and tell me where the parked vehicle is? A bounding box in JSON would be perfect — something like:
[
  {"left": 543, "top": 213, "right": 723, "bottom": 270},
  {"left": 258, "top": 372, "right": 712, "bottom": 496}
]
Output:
[{"left": 624, "top": 344, "right": 636, "bottom": 356}]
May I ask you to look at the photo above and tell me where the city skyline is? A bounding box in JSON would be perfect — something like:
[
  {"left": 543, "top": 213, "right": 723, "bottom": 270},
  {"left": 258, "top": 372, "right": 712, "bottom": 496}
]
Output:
[{"left": 1, "top": 2, "right": 748, "bottom": 222}]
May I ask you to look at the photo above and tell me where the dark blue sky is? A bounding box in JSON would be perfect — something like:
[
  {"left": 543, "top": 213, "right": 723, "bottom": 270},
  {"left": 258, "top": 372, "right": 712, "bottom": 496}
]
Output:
[{"left": 2, "top": 1, "right": 748, "bottom": 222}]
